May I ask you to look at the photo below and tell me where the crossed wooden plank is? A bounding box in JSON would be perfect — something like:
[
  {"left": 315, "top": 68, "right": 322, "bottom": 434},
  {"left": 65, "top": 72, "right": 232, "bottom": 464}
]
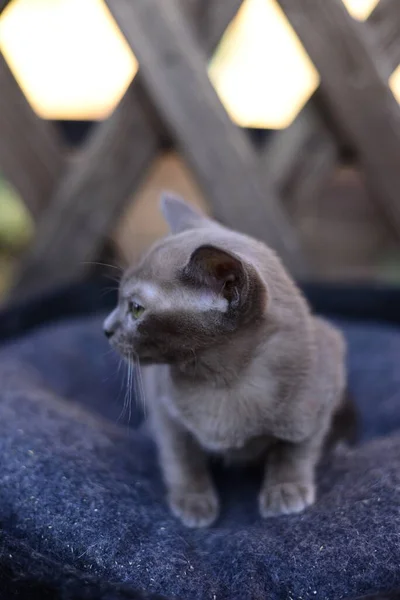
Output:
[
  {"left": 277, "top": 0, "right": 400, "bottom": 234},
  {"left": 263, "top": 0, "right": 400, "bottom": 215},
  {"left": 0, "top": 0, "right": 64, "bottom": 216},
  {"left": 13, "top": 0, "right": 307, "bottom": 298},
  {"left": 0, "top": 0, "right": 399, "bottom": 297},
  {"left": 0, "top": 53, "right": 65, "bottom": 219}
]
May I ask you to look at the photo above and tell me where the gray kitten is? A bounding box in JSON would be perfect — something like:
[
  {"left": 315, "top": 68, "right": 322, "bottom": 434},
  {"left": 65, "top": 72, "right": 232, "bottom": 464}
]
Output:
[{"left": 104, "top": 194, "right": 346, "bottom": 528}]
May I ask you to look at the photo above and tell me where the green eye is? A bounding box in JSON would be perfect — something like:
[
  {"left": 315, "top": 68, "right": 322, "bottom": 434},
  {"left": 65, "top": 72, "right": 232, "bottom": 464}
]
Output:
[{"left": 129, "top": 301, "right": 145, "bottom": 319}]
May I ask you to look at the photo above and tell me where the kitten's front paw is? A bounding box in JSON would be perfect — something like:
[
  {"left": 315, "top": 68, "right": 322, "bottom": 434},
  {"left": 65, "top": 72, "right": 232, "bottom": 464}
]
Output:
[
  {"left": 259, "top": 481, "right": 315, "bottom": 518},
  {"left": 168, "top": 488, "right": 219, "bottom": 528}
]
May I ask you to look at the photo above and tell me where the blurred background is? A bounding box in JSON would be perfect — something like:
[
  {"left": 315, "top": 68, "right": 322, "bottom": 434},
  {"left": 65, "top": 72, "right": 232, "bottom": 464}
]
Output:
[{"left": 1, "top": 0, "right": 400, "bottom": 302}]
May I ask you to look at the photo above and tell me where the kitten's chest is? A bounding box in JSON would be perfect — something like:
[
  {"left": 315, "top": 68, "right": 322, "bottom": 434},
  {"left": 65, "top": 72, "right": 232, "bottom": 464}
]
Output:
[{"left": 168, "top": 375, "right": 277, "bottom": 454}]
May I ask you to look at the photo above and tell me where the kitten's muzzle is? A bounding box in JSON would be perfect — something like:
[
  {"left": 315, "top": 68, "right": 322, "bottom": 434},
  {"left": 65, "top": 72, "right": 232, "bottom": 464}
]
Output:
[
  {"left": 103, "top": 309, "right": 119, "bottom": 340},
  {"left": 103, "top": 326, "right": 114, "bottom": 339}
]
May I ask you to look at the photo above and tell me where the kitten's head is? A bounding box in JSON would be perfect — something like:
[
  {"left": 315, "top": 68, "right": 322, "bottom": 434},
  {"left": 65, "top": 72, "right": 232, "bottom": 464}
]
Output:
[{"left": 104, "top": 194, "right": 267, "bottom": 364}]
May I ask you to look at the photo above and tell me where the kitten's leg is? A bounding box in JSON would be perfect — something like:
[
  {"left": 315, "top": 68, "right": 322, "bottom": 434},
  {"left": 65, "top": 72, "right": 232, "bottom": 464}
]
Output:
[
  {"left": 152, "top": 405, "right": 219, "bottom": 528},
  {"left": 259, "top": 434, "right": 322, "bottom": 518}
]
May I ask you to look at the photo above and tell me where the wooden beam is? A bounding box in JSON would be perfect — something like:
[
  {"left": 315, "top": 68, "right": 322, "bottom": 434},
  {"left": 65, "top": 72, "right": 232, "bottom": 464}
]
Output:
[
  {"left": 14, "top": 0, "right": 245, "bottom": 296},
  {"left": 189, "top": 0, "right": 240, "bottom": 51},
  {"left": 0, "top": 53, "right": 64, "bottom": 219},
  {"left": 106, "top": 0, "right": 308, "bottom": 276},
  {"left": 0, "top": 0, "right": 11, "bottom": 14},
  {"left": 15, "top": 0, "right": 400, "bottom": 294},
  {"left": 262, "top": 0, "right": 400, "bottom": 208},
  {"left": 369, "top": 0, "right": 400, "bottom": 70},
  {"left": 277, "top": 0, "right": 400, "bottom": 236},
  {"left": 262, "top": 106, "right": 337, "bottom": 197},
  {"left": 15, "top": 88, "right": 160, "bottom": 294}
]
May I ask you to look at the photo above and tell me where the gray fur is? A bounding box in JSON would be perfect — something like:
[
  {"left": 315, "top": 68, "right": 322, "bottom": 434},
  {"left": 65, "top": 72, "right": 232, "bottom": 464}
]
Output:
[
  {"left": 104, "top": 195, "right": 346, "bottom": 528},
  {"left": 160, "top": 192, "right": 212, "bottom": 234}
]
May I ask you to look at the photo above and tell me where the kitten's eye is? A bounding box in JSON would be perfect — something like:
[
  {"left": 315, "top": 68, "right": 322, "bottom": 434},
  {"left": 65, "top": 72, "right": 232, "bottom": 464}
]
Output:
[{"left": 129, "top": 301, "right": 145, "bottom": 320}]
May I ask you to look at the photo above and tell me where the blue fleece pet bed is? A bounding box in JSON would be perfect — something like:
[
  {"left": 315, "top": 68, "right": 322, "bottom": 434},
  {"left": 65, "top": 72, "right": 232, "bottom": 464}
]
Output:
[{"left": 0, "top": 281, "right": 399, "bottom": 600}]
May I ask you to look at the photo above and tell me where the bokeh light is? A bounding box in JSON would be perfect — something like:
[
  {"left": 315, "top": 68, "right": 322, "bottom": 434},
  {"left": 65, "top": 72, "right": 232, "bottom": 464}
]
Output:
[{"left": 0, "top": 0, "right": 137, "bottom": 120}]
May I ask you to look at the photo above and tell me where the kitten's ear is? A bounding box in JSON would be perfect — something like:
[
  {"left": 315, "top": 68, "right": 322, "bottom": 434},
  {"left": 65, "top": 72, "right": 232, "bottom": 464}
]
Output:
[
  {"left": 183, "top": 245, "right": 251, "bottom": 309},
  {"left": 160, "top": 192, "right": 212, "bottom": 234}
]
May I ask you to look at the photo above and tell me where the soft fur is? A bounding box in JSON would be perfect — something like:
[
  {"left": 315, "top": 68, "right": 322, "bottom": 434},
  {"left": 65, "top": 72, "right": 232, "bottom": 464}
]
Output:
[{"left": 104, "top": 194, "right": 347, "bottom": 527}]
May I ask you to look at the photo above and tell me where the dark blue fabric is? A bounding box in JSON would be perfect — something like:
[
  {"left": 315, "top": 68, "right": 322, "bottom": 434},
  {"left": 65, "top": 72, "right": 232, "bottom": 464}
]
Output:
[{"left": 0, "top": 314, "right": 399, "bottom": 600}]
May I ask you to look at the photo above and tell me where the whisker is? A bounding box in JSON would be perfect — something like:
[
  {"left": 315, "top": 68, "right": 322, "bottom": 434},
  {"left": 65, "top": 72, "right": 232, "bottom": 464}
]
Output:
[
  {"left": 102, "top": 348, "right": 117, "bottom": 357},
  {"left": 133, "top": 353, "right": 146, "bottom": 419},
  {"left": 101, "top": 273, "right": 122, "bottom": 285},
  {"left": 114, "top": 358, "right": 126, "bottom": 407},
  {"left": 137, "top": 361, "right": 147, "bottom": 419},
  {"left": 82, "top": 261, "right": 123, "bottom": 271},
  {"left": 118, "top": 356, "right": 130, "bottom": 423},
  {"left": 102, "top": 355, "right": 124, "bottom": 384},
  {"left": 114, "top": 351, "right": 147, "bottom": 427},
  {"left": 128, "top": 355, "right": 133, "bottom": 426},
  {"left": 128, "top": 356, "right": 133, "bottom": 424},
  {"left": 117, "top": 357, "right": 123, "bottom": 376},
  {"left": 100, "top": 286, "right": 119, "bottom": 298}
]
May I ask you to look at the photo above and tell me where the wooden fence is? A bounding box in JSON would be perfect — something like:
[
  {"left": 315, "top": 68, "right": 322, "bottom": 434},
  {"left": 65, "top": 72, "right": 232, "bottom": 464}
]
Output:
[{"left": 0, "top": 0, "right": 399, "bottom": 298}]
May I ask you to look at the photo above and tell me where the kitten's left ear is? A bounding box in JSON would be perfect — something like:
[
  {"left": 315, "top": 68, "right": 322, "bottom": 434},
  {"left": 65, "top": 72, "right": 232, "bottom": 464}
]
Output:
[
  {"left": 182, "top": 245, "right": 265, "bottom": 314},
  {"left": 160, "top": 192, "right": 213, "bottom": 234}
]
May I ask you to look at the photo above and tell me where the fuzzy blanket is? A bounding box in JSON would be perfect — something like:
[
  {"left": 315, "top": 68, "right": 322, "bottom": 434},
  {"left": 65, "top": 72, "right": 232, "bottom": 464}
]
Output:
[{"left": 0, "top": 281, "right": 399, "bottom": 600}]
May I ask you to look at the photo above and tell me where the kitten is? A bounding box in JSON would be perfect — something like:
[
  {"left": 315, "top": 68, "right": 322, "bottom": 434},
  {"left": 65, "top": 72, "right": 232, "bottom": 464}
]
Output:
[{"left": 104, "top": 193, "right": 346, "bottom": 528}]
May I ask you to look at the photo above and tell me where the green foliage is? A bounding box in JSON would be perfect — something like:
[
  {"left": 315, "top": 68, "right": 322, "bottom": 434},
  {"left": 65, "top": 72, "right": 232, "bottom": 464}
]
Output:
[{"left": 0, "top": 176, "right": 34, "bottom": 252}]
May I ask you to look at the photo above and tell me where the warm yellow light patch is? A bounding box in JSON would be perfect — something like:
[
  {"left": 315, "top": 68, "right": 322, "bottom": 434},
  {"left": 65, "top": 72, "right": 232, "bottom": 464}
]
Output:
[
  {"left": 209, "top": 0, "right": 319, "bottom": 129},
  {"left": 0, "top": 0, "right": 381, "bottom": 127},
  {"left": 342, "top": 0, "right": 380, "bottom": 21},
  {"left": 389, "top": 64, "right": 400, "bottom": 104},
  {"left": 0, "top": 0, "right": 138, "bottom": 120}
]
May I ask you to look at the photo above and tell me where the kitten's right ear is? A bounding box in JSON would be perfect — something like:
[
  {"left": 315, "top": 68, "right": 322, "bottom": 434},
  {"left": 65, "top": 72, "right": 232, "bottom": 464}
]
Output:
[
  {"left": 182, "top": 245, "right": 267, "bottom": 318},
  {"left": 160, "top": 192, "right": 213, "bottom": 234}
]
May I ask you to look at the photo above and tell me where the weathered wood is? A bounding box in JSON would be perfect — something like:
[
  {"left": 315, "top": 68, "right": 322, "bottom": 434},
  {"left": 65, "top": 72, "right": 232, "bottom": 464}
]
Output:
[
  {"left": 262, "top": 106, "right": 337, "bottom": 197},
  {"left": 277, "top": 0, "right": 400, "bottom": 236},
  {"left": 189, "top": 0, "right": 239, "bottom": 51},
  {"left": 0, "top": 53, "right": 64, "bottom": 219},
  {"left": 263, "top": 0, "right": 400, "bottom": 200},
  {"left": 262, "top": 0, "right": 400, "bottom": 208},
  {"left": 15, "top": 88, "right": 160, "bottom": 294},
  {"left": 14, "top": 0, "right": 245, "bottom": 295},
  {"left": 14, "top": 0, "right": 400, "bottom": 295},
  {"left": 283, "top": 129, "right": 336, "bottom": 219},
  {"left": 0, "top": 0, "right": 11, "bottom": 14},
  {"left": 106, "top": 0, "right": 308, "bottom": 275},
  {"left": 369, "top": 0, "right": 400, "bottom": 70}
]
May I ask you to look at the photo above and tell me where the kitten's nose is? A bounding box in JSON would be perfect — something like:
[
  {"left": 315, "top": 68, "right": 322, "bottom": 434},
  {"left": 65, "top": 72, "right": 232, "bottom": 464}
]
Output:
[
  {"left": 103, "top": 327, "right": 114, "bottom": 339},
  {"left": 103, "top": 309, "right": 119, "bottom": 340}
]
